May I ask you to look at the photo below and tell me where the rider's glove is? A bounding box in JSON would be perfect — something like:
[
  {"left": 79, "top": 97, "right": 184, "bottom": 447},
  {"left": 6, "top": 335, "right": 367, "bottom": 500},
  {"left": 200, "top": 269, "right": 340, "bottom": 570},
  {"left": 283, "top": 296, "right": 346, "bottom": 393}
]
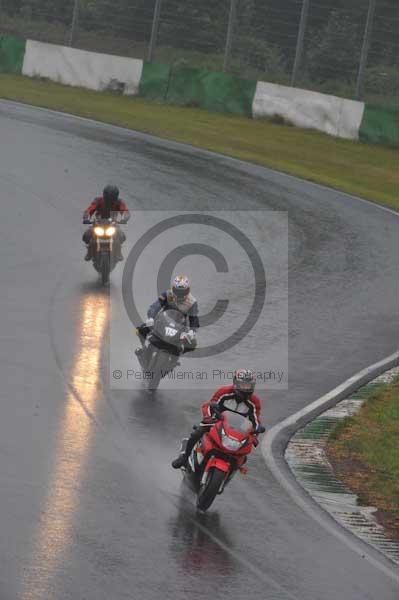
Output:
[
  {"left": 209, "top": 403, "right": 222, "bottom": 419},
  {"left": 180, "top": 329, "right": 196, "bottom": 344},
  {"left": 145, "top": 317, "right": 154, "bottom": 328},
  {"left": 254, "top": 425, "right": 266, "bottom": 435}
]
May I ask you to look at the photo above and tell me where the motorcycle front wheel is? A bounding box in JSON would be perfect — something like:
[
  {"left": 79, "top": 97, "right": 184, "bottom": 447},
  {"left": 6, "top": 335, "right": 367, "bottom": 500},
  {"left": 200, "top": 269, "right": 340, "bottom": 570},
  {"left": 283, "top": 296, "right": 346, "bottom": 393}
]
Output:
[
  {"left": 196, "top": 468, "right": 226, "bottom": 512},
  {"left": 146, "top": 351, "right": 163, "bottom": 391}
]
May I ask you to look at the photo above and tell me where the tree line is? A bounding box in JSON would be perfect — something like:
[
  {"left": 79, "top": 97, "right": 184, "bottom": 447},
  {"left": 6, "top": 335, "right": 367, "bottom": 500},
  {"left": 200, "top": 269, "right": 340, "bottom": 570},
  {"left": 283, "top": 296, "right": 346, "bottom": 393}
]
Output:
[{"left": 2, "top": 0, "right": 399, "bottom": 88}]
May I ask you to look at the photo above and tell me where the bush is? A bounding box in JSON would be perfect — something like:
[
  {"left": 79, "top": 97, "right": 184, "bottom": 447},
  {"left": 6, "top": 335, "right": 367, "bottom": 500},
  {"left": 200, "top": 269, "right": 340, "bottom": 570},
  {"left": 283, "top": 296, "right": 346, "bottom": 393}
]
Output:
[
  {"left": 232, "top": 37, "right": 288, "bottom": 82},
  {"left": 305, "top": 11, "right": 361, "bottom": 84},
  {"left": 365, "top": 65, "right": 399, "bottom": 97}
]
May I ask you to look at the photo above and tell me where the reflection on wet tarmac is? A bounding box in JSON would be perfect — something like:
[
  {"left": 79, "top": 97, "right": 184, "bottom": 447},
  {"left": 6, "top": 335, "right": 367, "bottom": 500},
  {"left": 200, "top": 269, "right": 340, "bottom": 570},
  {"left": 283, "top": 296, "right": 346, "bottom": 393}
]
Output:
[
  {"left": 168, "top": 483, "right": 235, "bottom": 577},
  {"left": 21, "top": 292, "right": 108, "bottom": 599},
  {"left": 129, "top": 390, "right": 174, "bottom": 433}
]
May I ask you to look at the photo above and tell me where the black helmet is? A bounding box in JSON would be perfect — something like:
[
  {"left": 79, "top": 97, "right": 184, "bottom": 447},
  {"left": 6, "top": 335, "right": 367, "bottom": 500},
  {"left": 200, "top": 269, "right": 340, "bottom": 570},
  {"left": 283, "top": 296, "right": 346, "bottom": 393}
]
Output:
[
  {"left": 233, "top": 368, "right": 256, "bottom": 399},
  {"left": 103, "top": 185, "right": 119, "bottom": 204}
]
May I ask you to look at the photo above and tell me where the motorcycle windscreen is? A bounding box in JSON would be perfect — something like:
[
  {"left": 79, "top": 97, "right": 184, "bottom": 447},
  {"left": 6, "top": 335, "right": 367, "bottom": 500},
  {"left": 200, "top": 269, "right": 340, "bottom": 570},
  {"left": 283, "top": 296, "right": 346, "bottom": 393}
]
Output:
[
  {"left": 223, "top": 412, "right": 253, "bottom": 435},
  {"left": 152, "top": 309, "right": 185, "bottom": 349}
]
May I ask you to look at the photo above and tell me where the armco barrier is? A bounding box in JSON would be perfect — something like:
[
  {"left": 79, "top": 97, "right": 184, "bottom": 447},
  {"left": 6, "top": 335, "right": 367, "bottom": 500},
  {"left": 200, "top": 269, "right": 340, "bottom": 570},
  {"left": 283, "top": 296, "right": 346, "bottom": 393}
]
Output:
[
  {"left": 359, "top": 104, "right": 399, "bottom": 147},
  {"left": 0, "top": 35, "right": 26, "bottom": 74}
]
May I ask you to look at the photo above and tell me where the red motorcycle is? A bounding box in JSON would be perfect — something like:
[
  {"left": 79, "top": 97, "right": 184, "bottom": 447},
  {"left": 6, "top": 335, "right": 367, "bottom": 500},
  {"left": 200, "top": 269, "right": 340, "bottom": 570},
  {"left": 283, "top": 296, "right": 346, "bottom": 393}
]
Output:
[{"left": 181, "top": 410, "right": 265, "bottom": 512}]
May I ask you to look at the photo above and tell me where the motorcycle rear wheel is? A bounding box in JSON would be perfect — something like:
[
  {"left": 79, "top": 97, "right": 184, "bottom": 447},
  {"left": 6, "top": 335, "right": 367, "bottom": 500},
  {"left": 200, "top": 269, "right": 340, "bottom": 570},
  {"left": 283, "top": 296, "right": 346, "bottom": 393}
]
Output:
[{"left": 196, "top": 468, "right": 226, "bottom": 512}]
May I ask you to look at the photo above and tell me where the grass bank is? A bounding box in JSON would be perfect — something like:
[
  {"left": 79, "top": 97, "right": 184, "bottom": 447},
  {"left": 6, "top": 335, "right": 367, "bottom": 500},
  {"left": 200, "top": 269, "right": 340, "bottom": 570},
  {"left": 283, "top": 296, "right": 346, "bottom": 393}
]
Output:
[
  {"left": 327, "top": 377, "right": 399, "bottom": 538},
  {"left": 1, "top": 73, "right": 399, "bottom": 211}
]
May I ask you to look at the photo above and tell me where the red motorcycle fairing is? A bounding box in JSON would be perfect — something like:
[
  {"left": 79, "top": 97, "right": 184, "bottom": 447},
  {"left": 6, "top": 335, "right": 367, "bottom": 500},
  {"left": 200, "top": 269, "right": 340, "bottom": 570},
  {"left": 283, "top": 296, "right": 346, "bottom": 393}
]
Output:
[
  {"left": 189, "top": 411, "right": 262, "bottom": 511},
  {"left": 198, "top": 415, "right": 253, "bottom": 482},
  {"left": 204, "top": 457, "right": 231, "bottom": 474},
  {"left": 202, "top": 419, "right": 254, "bottom": 464}
]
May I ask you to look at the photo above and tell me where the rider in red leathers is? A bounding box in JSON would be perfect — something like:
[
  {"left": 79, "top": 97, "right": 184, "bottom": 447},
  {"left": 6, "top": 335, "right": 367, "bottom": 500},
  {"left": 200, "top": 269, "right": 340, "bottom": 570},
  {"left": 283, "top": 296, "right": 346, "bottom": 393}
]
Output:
[
  {"left": 172, "top": 369, "right": 263, "bottom": 469},
  {"left": 82, "top": 184, "right": 130, "bottom": 261}
]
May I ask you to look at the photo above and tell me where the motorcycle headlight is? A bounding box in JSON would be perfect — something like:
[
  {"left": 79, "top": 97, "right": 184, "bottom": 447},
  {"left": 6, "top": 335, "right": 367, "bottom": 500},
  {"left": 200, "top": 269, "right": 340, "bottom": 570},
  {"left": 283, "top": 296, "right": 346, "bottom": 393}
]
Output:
[
  {"left": 105, "top": 226, "right": 116, "bottom": 237},
  {"left": 221, "top": 433, "right": 242, "bottom": 452},
  {"left": 94, "top": 226, "right": 105, "bottom": 236}
]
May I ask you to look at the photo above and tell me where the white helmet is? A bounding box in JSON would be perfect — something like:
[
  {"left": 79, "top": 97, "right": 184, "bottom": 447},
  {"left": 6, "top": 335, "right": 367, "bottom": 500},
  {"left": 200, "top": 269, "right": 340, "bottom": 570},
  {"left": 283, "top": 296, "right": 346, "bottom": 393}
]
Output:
[
  {"left": 233, "top": 368, "right": 256, "bottom": 398},
  {"left": 172, "top": 275, "right": 190, "bottom": 300}
]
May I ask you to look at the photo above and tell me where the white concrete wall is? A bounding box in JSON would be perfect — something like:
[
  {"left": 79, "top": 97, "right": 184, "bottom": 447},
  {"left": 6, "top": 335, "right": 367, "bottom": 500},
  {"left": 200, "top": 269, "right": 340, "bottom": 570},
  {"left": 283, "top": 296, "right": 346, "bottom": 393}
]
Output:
[
  {"left": 22, "top": 40, "right": 143, "bottom": 95},
  {"left": 253, "top": 81, "right": 365, "bottom": 140}
]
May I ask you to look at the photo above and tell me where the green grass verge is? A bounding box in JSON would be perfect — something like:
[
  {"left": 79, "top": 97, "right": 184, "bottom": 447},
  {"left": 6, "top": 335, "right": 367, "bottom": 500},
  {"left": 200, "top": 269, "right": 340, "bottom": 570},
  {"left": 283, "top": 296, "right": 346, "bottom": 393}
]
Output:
[
  {"left": 1, "top": 74, "right": 399, "bottom": 211},
  {"left": 328, "top": 377, "right": 399, "bottom": 519}
]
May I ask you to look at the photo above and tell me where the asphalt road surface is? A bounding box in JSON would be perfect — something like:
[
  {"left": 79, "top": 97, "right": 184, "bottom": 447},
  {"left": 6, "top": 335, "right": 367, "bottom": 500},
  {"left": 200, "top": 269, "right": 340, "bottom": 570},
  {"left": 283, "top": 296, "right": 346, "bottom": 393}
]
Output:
[{"left": 1, "top": 100, "right": 399, "bottom": 600}]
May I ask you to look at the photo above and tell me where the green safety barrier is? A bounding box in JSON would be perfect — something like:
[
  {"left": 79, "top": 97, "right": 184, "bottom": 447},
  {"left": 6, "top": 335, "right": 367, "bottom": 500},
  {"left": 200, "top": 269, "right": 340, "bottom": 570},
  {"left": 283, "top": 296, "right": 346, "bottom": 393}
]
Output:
[
  {"left": 165, "top": 66, "right": 257, "bottom": 117},
  {"left": 359, "top": 104, "right": 399, "bottom": 147},
  {"left": 139, "top": 62, "right": 256, "bottom": 118},
  {"left": 0, "top": 35, "right": 26, "bottom": 74},
  {"left": 139, "top": 61, "right": 171, "bottom": 102}
]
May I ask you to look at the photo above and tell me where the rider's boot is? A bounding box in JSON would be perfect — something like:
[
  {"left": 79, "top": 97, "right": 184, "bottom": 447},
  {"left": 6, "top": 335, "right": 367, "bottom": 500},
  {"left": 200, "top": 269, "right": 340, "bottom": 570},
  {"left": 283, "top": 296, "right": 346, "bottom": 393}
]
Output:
[
  {"left": 84, "top": 245, "right": 92, "bottom": 261},
  {"left": 135, "top": 347, "right": 146, "bottom": 369},
  {"left": 172, "top": 428, "right": 204, "bottom": 469},
  {"left": 115, "top": 241, "right": 124, "bottom": 262},
  {"left": 172, "top": 452, "right": 188, "bottom": 469}
]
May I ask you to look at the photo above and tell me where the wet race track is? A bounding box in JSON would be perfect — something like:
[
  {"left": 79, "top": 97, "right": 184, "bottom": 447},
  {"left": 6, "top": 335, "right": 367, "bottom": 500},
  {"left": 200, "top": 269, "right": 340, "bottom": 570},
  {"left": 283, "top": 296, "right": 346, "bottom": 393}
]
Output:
[{"left": 1, "top": 100, "right": 399, "bottom": 600}]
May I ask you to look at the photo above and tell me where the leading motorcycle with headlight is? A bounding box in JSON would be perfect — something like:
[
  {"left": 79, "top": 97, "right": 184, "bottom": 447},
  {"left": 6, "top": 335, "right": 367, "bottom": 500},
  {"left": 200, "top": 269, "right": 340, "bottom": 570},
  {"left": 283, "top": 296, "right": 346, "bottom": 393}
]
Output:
[
  {"left": 85, "top": 217, "right": 126, "bottom": 285},
  {"left": 179, "top": 410, "right": 265, "bottom": 512}
]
